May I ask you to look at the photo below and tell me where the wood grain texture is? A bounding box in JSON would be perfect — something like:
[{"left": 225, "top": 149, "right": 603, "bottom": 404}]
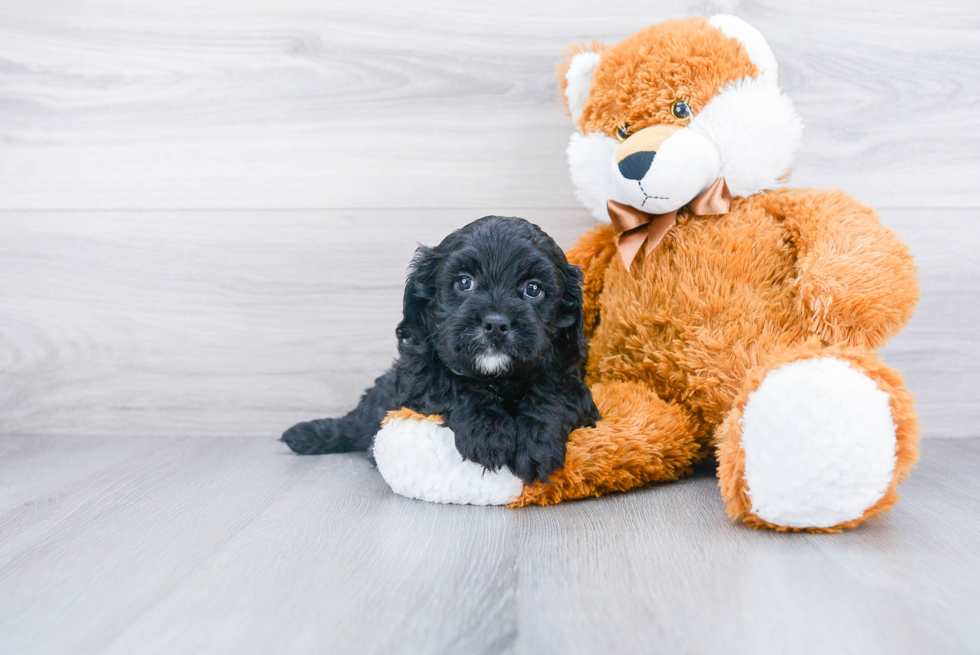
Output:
[
  {"left": 0, "top": 0, "right": 978, "bottom": 209},
  {"left": 1, "top": 435, "right": 977, "bottom": 654},
  {"left": 0, "top": 208, "right": 974, "bottom": 438},
  {"left": 0, "top": 3, "right": 975, "bottom": 652},
  {"left": 0, "top": 208, "right": 593, "bottom": 438}
]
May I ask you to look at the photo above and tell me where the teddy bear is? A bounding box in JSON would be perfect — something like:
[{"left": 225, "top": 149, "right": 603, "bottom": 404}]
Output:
[{"left": 374, "top": 14, "right": 920, "bottom": 532}]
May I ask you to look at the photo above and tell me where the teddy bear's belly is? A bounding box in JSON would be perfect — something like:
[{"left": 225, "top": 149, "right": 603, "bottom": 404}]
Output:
[{"left": 587, "top": 208, "right": 810, "bottom": 432}]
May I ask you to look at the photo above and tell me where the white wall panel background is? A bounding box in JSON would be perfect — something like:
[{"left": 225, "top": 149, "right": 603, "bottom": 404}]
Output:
[{"left": 1, "top": 0, "right": 977, "bottom": 437}]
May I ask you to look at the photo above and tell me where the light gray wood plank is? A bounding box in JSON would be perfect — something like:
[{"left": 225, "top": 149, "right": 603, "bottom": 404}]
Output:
[
  {"left": 100, "top": 455, "right": 518, "bottom": 655},
  {"left": 0, "top": 0, "right": 977, "bottom": 209},
  {"left": 0, "top": 435, "right": 167, "bottom": 513},
  {"left": 0, "top": 438, "right": 517, "bottom": 655},
  {"left": 517, "top": 438, "right": 980, "bottom": 654},
  {"left": 879, "top": 211, "right": 980, "bottom": 439},
  {"left": 0, "top": 438, "right": 324, "bottom": 654},
  {"left": 0, "top": 436, "right": 977, "bottom": 654},
  {"left": 0, "top": 208, "right": 594, "bottom": 439},
  {"left": 0, "top": 208, "right": 973, "bottom": 438}
]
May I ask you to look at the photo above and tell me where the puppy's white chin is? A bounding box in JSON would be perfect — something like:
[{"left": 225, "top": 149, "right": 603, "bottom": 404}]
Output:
[{"left": 474, "top": 352, "right": 511, "bottom": 375}]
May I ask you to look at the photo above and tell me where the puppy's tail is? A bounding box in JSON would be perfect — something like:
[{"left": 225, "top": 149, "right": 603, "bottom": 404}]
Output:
[
  {"left": 281, "top": 417, "right": 369, "bottom": 454},
  {"left": 281, "top": 367, "right": 399, "bottom": 455}
]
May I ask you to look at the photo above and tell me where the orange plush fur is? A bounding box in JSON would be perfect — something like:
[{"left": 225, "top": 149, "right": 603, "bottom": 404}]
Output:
[
  {"left": 512, "top": 18, "right": 921, "bottom": 531},
  {"left": 559, "top": 18, "right": 757, "bottom": 136}
]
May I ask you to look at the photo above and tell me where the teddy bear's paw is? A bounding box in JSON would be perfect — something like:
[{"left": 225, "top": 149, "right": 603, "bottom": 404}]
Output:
[
  {"left": 373, "top": 413, "right": 524, "bottom": 506},
  {"left": 737, "top": 357, "right": 899, "bottom": 529}
]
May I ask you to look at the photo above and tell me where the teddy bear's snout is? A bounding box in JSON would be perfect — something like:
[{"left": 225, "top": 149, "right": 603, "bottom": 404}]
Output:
[{"left": 614, "top": 124, "right": 682, "bottom": 181}]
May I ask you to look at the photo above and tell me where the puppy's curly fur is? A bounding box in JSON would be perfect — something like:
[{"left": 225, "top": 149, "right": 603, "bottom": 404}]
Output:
[{"left": 282, "top": 216, "right": 599, "bottom": 484}]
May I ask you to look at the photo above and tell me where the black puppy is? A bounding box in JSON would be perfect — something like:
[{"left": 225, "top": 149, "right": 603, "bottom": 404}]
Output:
[{"left": 282, "top": 216, "right": 599, "bottom": 484}]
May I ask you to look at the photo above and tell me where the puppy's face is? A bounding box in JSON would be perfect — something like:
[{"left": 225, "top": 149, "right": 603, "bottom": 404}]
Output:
[
  {"left": 433, "top": 231, "right": 565, "bottom": 377},
  {"left": 397, "top": 216, "right": 585, "bottom": 379}
]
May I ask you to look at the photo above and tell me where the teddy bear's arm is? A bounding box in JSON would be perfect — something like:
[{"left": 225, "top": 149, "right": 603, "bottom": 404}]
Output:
[
  {"left": 566, "top": 224, "right": 618, "bottom": 340},
  {"left": 774, "top": 189, "right": 920, "bottom": 349}
]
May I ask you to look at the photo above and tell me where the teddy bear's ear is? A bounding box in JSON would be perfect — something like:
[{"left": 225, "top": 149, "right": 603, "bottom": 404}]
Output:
[
  {"left": 708, "top": 15, "right": 779, "bottom": 85},
  {"left": 558, "top": 43, "right": 605, "bottom": 127},
  {"left": 691, "top": 16, "right": 801, "bottom": 197}
]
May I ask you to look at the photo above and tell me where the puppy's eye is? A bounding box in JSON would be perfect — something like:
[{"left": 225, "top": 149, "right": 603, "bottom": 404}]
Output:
[
  {"left": 615, "top": 123, "right": 631, "bottom": 141},
  {"left": 455, "top": 276, "right": 475, "bottom": 292},
  {"left": 523, "top": 282, "right": 544, "bottom": 300},
  {"left": 671, "top": 100, "right": 692, "bottom": 121}
]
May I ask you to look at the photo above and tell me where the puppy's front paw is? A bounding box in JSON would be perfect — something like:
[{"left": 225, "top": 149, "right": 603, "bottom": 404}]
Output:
[
  {"left": 451, "top": 418, "right": 516, "bottom": 474},
  {"left": 511, "top": 420, "right": 569, "bottom": 485},
  {"left": 511, "top": 442, "right": 567, "bottom": 485}
]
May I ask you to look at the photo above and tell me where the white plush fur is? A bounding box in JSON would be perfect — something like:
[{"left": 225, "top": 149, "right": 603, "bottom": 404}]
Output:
[
  {"left": 708, "top": 14, "right": 779, "bottom": 85},
  {"left": 688, "top": 76, "right": 802, "bottom": 198},
  {"left": 567, "top": 131, "right": 620, "bottom": 222},
  {"left": 374, "top": 417, "right": 524, "bottom": 506},
  {"left": 740, "top": 357, "right": 898, "bottom": 528},
  {"left": 565, "top": 51, "right": 602, "bottom": 124}
]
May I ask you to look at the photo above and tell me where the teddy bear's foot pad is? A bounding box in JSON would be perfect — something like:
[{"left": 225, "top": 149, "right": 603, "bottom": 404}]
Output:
[
  {"left": 740, "top": 357, "right": 898, "bottom": 528},
  {"left": 374, "top": 416, "right": 524, "bottom": 506}
]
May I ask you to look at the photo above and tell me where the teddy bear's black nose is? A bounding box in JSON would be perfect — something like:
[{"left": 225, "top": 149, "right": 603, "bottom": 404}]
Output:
[{"left": 618, "top": 151, "right": 656, "bottom": 180}]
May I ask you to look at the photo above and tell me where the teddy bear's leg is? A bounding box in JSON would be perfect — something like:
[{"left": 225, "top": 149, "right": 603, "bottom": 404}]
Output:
[
  {"left": 715, "top": 342, "right": 919, "bottom": 532},
  {"left": 511, "top": 380, "right": 700, "bottom": 506}
]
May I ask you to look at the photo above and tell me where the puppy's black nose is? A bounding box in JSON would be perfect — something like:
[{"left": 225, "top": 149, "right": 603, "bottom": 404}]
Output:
[
  {"left": 618, "top": 150, "right": 656, "bottom": 180},
  {"left": 482, "top": 313, "right": 510, "bottom": 338}
]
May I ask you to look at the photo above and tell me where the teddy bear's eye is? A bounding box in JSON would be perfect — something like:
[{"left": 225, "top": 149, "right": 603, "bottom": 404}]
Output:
[
  {"left": 616, "top": 124, "right": 631, "bottom": 141},
  {"left": 671, "top": 100, "right": 692, "bottom": 121}
]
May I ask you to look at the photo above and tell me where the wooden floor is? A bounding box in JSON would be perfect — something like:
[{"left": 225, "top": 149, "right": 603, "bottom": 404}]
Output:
[{"left": 1, "top": 435, "right": 977, "bottom": 655}]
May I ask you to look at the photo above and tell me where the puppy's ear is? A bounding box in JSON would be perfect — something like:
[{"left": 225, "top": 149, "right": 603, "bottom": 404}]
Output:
[
  {"left": 555, "top": 262, "right": 589, "bottom": 364},
  {"left": 396, "top": 245, "right": 441, "bottom": 349}
]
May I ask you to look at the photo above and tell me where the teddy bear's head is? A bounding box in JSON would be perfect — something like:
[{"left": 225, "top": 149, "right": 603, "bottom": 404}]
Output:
[{"left": 560, "top": 15, "right": 803, "bottom": 221}]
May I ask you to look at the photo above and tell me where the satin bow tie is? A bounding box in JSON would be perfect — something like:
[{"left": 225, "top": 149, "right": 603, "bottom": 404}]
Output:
[{"left": 607, "top": 177, "right": 733, "bottom": 270}]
